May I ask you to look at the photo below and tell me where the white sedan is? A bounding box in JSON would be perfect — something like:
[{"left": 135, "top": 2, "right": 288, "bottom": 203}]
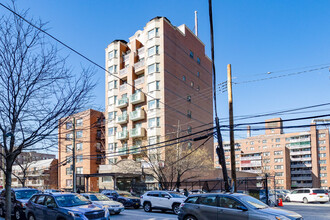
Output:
[{"left": 82, "top": 193, "right": 125, "bottom": 214}]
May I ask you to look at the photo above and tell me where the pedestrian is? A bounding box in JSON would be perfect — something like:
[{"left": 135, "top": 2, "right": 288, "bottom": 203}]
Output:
[{"left": 184, "top": 188, "right": 189, "bottom": 197}]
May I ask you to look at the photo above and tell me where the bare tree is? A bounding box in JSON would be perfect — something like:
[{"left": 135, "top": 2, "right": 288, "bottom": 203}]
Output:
[
  {"left": 0, "top": 3, "right": 95, "bottom": 219},
  {"left": 11, "top": 153, "right": 36, "bottom": 188}
]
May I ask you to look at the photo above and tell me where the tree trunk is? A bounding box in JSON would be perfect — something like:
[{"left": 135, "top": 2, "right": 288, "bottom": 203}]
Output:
[{"left": 5, "top": 159, "right": 13, "bottom": 220}]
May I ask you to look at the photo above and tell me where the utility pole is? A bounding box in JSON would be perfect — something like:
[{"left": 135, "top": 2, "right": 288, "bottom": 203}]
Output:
[
  {"left": 227, "top": 64, "right": 237, "bottom": 192},
  {"left": 72, "top": 117, "right": 76, "bottom": 193},
  {"left": 175, "top": 120, "right": 181, "bottom": 190}
]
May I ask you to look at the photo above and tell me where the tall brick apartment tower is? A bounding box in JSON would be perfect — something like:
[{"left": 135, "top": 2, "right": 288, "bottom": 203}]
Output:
[{"left": 101, "top": 17, "right": 213, "bottom": 188}]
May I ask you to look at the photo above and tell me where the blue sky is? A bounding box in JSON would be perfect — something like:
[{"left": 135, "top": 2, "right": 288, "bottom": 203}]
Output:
[{"left": 3, "top": 0, "right": 330, "bottom": 140}]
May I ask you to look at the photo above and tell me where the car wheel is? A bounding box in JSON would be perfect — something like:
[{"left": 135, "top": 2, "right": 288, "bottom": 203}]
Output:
[
  {"left": 28, "top": 214, "right": 36, "bottom": 220},
  {"left": 172, "top": 203, "right": 180, "bottom": 215},
  {"left": 184, "top": 215, "right": 197, "bottom": 220},
  {"left": 143, "top": 202, "right": 152, "bottom": 212},
  {"left": 303, "top": 197, "right": 308, "bottom": 204},
  {"left": 14, "top": 209, "right": 22, "bottom": 220},
  {"left": 320, "top": 202, "right": 327, "bottom": 204},
  {"left": 286, "top": 197, "right": 290, "bottom": 202}
]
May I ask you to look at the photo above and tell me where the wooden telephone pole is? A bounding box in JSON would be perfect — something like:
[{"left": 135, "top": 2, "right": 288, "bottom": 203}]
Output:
[{"left": 227, "top": 64, "right": 237, "bottom": 192}]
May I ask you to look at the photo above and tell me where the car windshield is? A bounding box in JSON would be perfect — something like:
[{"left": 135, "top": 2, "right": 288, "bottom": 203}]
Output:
[
  {"left": 118, "top": 192, "right": 132, "bottom": 197},
  {"left": 55, "top": 194, "right": 91, "bottom": 207},
  {"left": 15, "top": 190, "right": 38, "bottom": 200},
  {"left": 240, "top": 195, "right": 268, "bottom": 209},
  {"left": 169, "top": 192, "right": 186, "bottom": 198},
  {"left": 89, "top": 194, "right": 111, "bottom": 201}
]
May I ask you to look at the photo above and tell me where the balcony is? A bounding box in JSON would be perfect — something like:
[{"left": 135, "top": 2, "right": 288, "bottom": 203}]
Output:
[
  {"left": 291, "top": 176, "right": 313, "bottom": 181},
  {"left": 289, "top": 138, "right": 310, "bottom": 143},
  {"left": 291, "top": 157, "right": 312, "bottom": 162},
  {"left": 119, "top": 83, "right": 127, "bottom": 92},
  {"left": 240, "top": 161, "right": 262, "bottom": 168},
  {"left": 116, "top": 114, "right": 128, "bottom": 124},
  {"left": 291, "top": 170, "right": 311, "bottom": 175},
  {"left": 119, "top": 67, "right": 128, "bottom": 77},
  {"left": 241, "top": 156, "right": 262, "bottom": 161},
  {"left": 116, "top": 130, "right": 128, "bottom": 140},
  {"left": 292, "top": 183, "right": 312, "bottom": 188},
  {"left": 118, "top": 146, "right": 128, "bottom": 155},
  {"left": 290, "top": 150, "right": 311, "bottom": 156},
  {"left": 123, "top": 52, "right": 130, "bottom": 63},
  {"left": 134, "top": 77, "right": 145, "bottom": 86},
  {"left": 130, "top": 127, "right": 146, "bottom": 138},
  {"left": 290, "top": 145, "right": 311, "bottom": 150},
  {"left": 130, "top": 91, "right": 145, "bottom": 105},
  {"left": 129, "top": 145, "right": 142, "bottom": 154},
  {"left": 245, "top": 169, "right": 262, "bottom": 174},
  {"left": 137, "top": 47, "right": 145, "bottom": 58},
  {"left": 291, "top": 163, "right": 312, "bottom": 168},
  {"left": 130, "top": 109, "right": 145, "bottom": 121},
  {"left": 134, "top": 59, "right": 145, "bottom": 74},
  {"left": 116, "top": 97, "right": 128, "bottom": 108}
]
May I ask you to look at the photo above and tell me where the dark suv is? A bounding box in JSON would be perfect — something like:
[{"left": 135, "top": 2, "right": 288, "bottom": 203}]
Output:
[
  {"left": 25, "top": 192, "right": 110, "bottom": 220},
  {"left": 101, "top": 190, "right": 140, "bottom": 208},
  {"left": 0, "top": 188, "right": 39, "bottom": 220}
]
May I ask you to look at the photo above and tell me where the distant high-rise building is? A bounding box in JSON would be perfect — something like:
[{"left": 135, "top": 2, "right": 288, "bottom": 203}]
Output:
[
  {"left": 99, "top": 17, "right": 214, "bottom": 189},
  {"left": 215, "top": 118, "right": 330, "bottom": 189}
]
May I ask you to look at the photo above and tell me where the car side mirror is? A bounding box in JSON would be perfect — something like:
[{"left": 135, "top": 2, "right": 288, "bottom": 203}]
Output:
[
  {"left": 237, "top": 206, "right": 248, "bottom": 211},
  {"left": 164, "top": 195, "right": 170, "bottom": 199}
]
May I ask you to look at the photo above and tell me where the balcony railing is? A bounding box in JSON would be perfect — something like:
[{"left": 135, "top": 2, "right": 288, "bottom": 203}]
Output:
[
  {"left": 130, "top": 127, "right": 146, "bottom": 138},
  {"left": 292, "top": 183, "right": 313, "bottom": 188},
  {"left": 134, "top": 77, "right": 144, "bottom": 86},
  {"left": 291, "top": 157, "right": 312, "bottom": 162},
  {"left": 116, "top": 130, "right": 128, "bottom": 140},
  {"left": 290, "top": 150, "right": 311, "bottom": 156},
  {"left": 291, "top": 176, "right": 312, "bottom": 181},
  {"left": 134, "top": 60, "right": 145, "bottom": 74},
  {"left": 130, "top": 92, "right": 145, "bottom": 105},
  {"left": 119, "top": 67, "right": 128, "bottom": 76},
  {"left": 241, "top": 156, "right": 262, "bottom": 161},
  {"left": 116, "top": 114, "right": 128, "bottom": 124},
  {"left": 290, "top": 145, "right": 311, "bottom": 150},
  {"left": 129, "top": 146, "right": 141, "bottom": 154},
  {"left": 240, "top": 161, "right": 262, "bottom": 168},
  {"left": 116, "top": 97, "right": 128, "bottom": 108},
  {"left": 119, "top": 83, "right": 127, "bottom": 92},
  {"left": 123, "top": 52, "right": 130, "bottom": 63},
  {"left": 291, "top": 163, "right": 312, "bottom": 168},
  {"left": 137, "top": 47, "right": 145, "bottom": 58},
  {"left": 130, "top": 109, "right": 145, "bottom": 121},
  {"left": 291, "top": 170, "right": 311, "bottom": 175}
]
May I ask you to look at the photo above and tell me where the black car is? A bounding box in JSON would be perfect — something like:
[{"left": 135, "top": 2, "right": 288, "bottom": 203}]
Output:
[
  {"left": 0, "top": 188, "right": 39, "bottom": 220},
  {"left": 25, "top": 192, "right": 110, "bottom": 220},
  {"left": 101, "top": 190, "right": 140, "bottom": 208}
]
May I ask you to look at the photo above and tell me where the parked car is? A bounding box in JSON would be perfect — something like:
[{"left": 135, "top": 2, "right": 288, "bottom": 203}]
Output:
[
  {"left": 259, "top": 190, "right": 276, "bottom": 206},
  {"left": 25, "top": 192, "right": 110, "bottom": 220},
  {"left": 140, "top": 190, "right": 186, "bottom": 214},
  {"left": 178, "top": 193, "right": 303, "bottom": 220},
  {"left": 101, "top": 190, "right": 140, "bottom": 208},
  {"left": 44, "top": 189, "right": 62, "bottom": 193},
  {"left": 82, "top": 193, "right": 124, "bottom": 214},
  {"left": 0, "top": 188, "right": 39, "bottom": 220},
  {"left": 286, "top": 188, "right": 329, "bottom": 203},
  {"left": 189, "top": 189, "right": 205, "bottom": 195}
]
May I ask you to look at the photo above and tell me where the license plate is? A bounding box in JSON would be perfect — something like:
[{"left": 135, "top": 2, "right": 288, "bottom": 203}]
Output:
[{"left": 320, "top": 196, "right": 323, "bottom": 198}]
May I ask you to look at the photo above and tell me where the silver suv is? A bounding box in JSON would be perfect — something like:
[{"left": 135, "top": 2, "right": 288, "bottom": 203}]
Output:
[{"left": 140, "top": 191, "right": 186, "bottom": 214}]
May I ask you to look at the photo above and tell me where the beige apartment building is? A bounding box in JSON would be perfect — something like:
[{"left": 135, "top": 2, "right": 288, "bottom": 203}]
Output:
[
  {"left": 100, "top": 17, "right": 214, "bottom": 190},
  {"left": 215, "top": 118, "right": 330, "bottom": 190},
  {"left": 58, "top": 109, "right": 105, "bottom": 192}
]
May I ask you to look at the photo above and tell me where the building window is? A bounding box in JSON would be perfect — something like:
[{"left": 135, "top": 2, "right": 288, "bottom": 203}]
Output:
[
  {"left": 66, "top": 145, "right": 72, "bottom": 152},
  {"left": 148, "top": 117, "right": 160, "bottom": 128},
  {"left": 274, "top": 165, "right": 283, "bottom": 170},
  {"left": 264, "top": 166, "right": 270, "bottom": 170},
  {"left": 148, "top": 81, "right": 160, "bottom": 92},
  {"left": 149, "top": 136, "right": 160, "bottom": 145},
  {"left": 66, "top": 122, "right": 72, "bottom": 130},
  {"left": 320, "top": 173, "right": 327, "bottom": 177},
  {"left": 319, "top": 160, "right": 326, "bottom": 164},
  {"left": 187, "top": 110, "right": 192, "bottom": 118},
  {"left": 191, "top": 81, "right": 194, "bottom": 87},
  {"left": 108, "top": 96, "right": 117, "bottom": 105},
  {"left": 187, "top": 142, "right": 192, "bottom": 149},
  {"left": 182, "top": 76, "right": 186, "bottom": 81},
  {"left": 263, "top": 146, "right": 267, "bottom": 149},
  {"left": 76, "top": 155, "right": 83, "bottom": 163},
  {"left": 148, "top": 28, "right": 159, "bottom": 39},
  {"left": 189, "top": 50, "right": 194, "bottom": 58},
  {"left": 274, "top": 158, "right": 283, "bottom": 163},
  {"left": 76, "top": 167, "right": 83, "bottom": 174},
  {"left": 321, "top": 180, "right": 328, "bottom": 184},
  {"left": 320, "top": 166, "right": 327, "bottom": 171},
  {"left": 108, "top": 50, "right": 117, "bottom": 59},
  {"left": 148, "top": 99, "right": 160, "bottom": 110},
  {"left": 148, "top": 45, "right": 159, "bottom": 57},
  {"left": 76, "top": 143, "right": 83, "bottom": 151},
  {"left": 262, "top": 140, "right": 267, "bottom": 143},
  {"left": 276, "top": 144, "right": 281, "bottom": 148},
  {"left": 275, "top": 172, "right": 283, "bottom": 177},
  {"left": 66, "top": 156, "right": 72, "bottom": 163},
  {"left": 108, "top": 111, "right": 117, "bottom": 121},
  {"left": 263, "top": 159, "right": 270, "bottom": 164},
  {"left": 275, "top": 138, "right": 280, "bottom": 142},
  {"left": 66, "top": 168, "right": 72, "bottom": 175},
  {"left": 147, "top": 63, "right": 160, "bottom": 74},
  {"left": 102, "top": 176, "right": 112, "bottom": 182},
  {"left": 275, "top": 179, "right": 284, "bottom": 184},
  {"left": 319, "top": 153, "right": 326, "bottom": 158},
  {"left": 187, "top": 95, "right": 191, "bottom": 102},
  {"left": 65, "top": 133, "right": 73, "bottom": 140},
  {"left": 76, "top": 119, "right": 83, "bottom": 127},
  {"left": 108, "top": 80, "right": 118, "bottom": 90},
  {"left": 66, "top": 179, "right": 73, "bottom": 187},
  {"left": 318, "top": 133, "right": 326, "bottom": 138},
  {"left": 274, "top": 151, "right": 283, "bottom": 155},
  {"left": 319, "top": 146, "right": 326, "bottom": 151},
  {"left": 319, "top": 140, "right": 326, "bottom": 145},
  {"left": 250, "top": 147, "right": 254, "bottom": 150},
  {"left": 108, "top": 143, "right": 117, "bottom": 152},
  {"left": 250, "top": 141, "right": 254, "bottom": 145},
  {"left": 108, "top": 127, "right": 117, "bottom": 136},
  {"left": 197, "top": 72, "right": 200, "bottom": 77},
  {"left": 108, "top": 65, "right": 117, "bottom": 74},
  {"left": 197, "top": 57, "right": 201, "bottom": 64},
  {"left": 76, "top": 130, "right": 83, "bottom": 138}
]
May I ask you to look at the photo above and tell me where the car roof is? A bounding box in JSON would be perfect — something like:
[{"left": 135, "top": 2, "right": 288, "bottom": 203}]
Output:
[
  {"left": 12, "top": 188, "right": 39, "bottom": 191},
  {"left": 188, "top": 193, "right": 246, "bottom": 197}
]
